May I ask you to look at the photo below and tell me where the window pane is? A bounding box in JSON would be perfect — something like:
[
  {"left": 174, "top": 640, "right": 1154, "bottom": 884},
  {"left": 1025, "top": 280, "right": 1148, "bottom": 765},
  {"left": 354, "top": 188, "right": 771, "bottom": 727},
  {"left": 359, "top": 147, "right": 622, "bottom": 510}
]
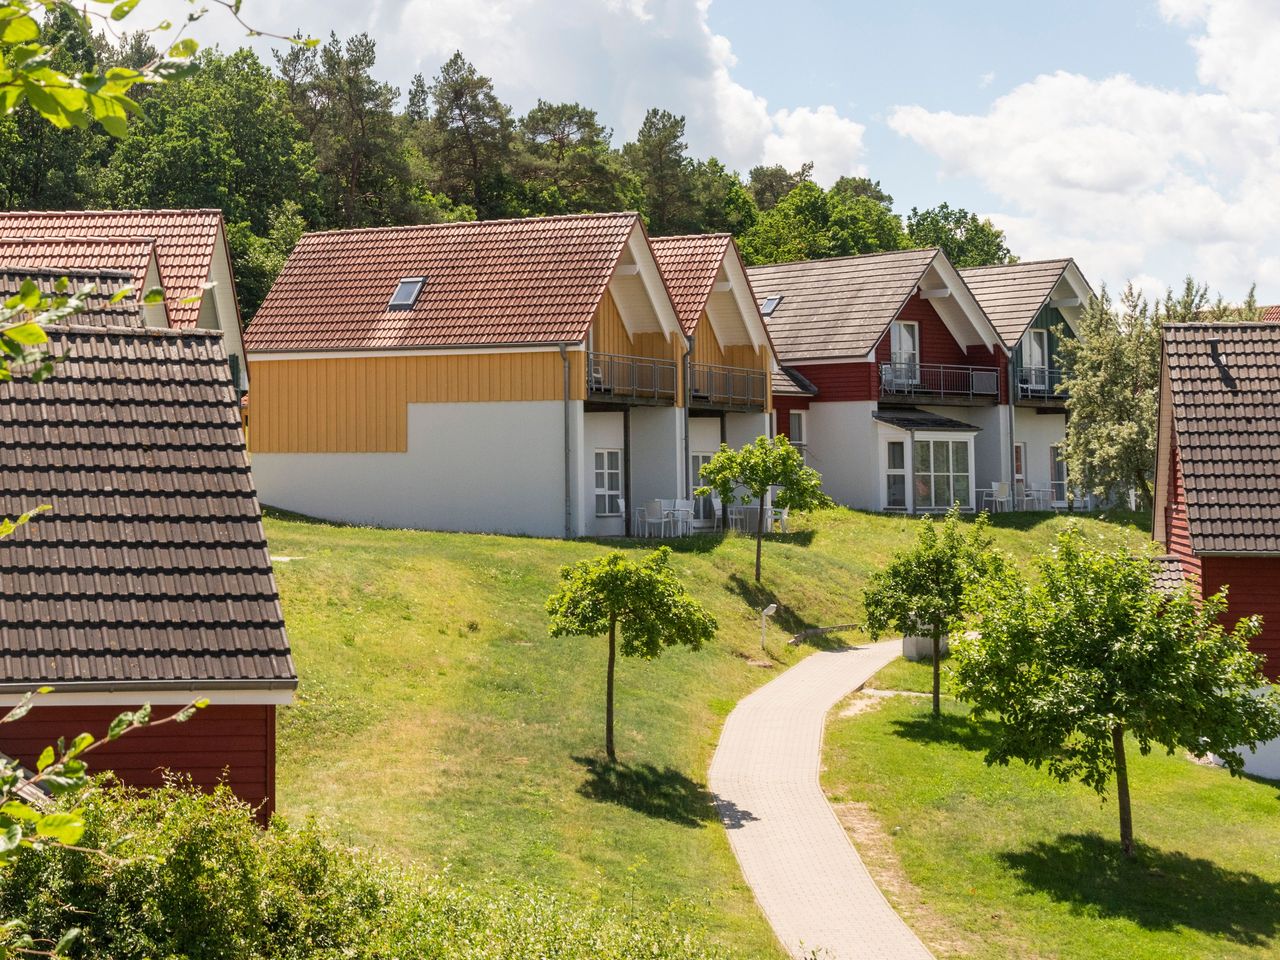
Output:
[
  {"left": 594, "top": 470, "right": 605, "bottom": 489},
  {"left": 933, "top": 441, "right": 951, "bottom": 473},
  {"left": 953, "top": 441, "right": 969, "bottom": 472},
  {"left": 913, "top": 440, "right": 930, "bottom": 472},
  {"left": 595, "top": 451, "right": 604, "bottom": 471},
  {"left": 608, "top": 494, "right": 621, "bottom": 514},
  {"left": 934, "top": 475, "right": 951, "bottom": 507},
  {"left": 607, "top": 473, "right": 620, "bottom": 492},
  {"left": 915, "top": 475, "right": 931, "bottom": 504},
  {"left": 887, "top": 441, "right": 904, "bottom": 470},
  {"left": 953, "top": 475, "right": 970, "bottom": 508},
  {"left": 887, "top": 474, "right": 906, "bottom": 508},
  {"left": 595, "top": 494, "right": 607, "bottom": 515},
  {"left": 789, "top": 412, "right": 804, "bottom": 443},
  {"left": 608, "top": 450, "right": 620, "bottom": 471}
]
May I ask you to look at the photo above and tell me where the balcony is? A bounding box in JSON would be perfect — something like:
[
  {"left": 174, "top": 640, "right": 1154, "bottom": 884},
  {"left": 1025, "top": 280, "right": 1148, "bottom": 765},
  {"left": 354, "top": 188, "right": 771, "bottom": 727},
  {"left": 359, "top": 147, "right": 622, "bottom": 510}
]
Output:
[
  {"left": 587, "top": 351, "right": 678, "bottom": 405},
  {"left": 1014, "top": 364, "right": 1067, "bottom": 406},
  {"left": 879, "top": 362, "right": 1000, "bottom": 405},
  {"left": 689, "top": 360, "right": 768, "bottom": 412}
]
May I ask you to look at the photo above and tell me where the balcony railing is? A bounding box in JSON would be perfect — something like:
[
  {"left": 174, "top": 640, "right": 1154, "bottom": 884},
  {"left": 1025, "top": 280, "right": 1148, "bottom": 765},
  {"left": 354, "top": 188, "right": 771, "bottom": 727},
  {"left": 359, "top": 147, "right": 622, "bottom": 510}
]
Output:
[
  {"left": 1015, "top": 365, "right": 1067, "bottom": 401},
  {"left": 879, "top": 362, "right": 1000, "bottom": 402},
  {"left": 587, "top": 351, "right": 678, "bottom": 403},
  {"left": 689, "top": 360, "right": 767, "bottom": 410}
]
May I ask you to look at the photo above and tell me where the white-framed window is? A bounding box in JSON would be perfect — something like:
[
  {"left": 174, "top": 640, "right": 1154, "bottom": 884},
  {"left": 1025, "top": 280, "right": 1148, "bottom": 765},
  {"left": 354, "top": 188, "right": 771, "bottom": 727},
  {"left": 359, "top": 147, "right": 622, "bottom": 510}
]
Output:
[
  {"left": 594, "top": 449, "right": 623, "bottom": 516},
  {"left": 890, "top": 320, "right": 920, "bottom": 381},
  {"left": 912, "top": 437, "right": 972, "bottom": 510},
  {"left": 691, "top": 452, "right": 716, "bottom": 521},
  {"left": 1023, "top": 329, "right": 1049, "bottom": 390},
  {"left": 1050, "top": 443, "right": 1068, "bottom": 505},
  {"left": 885, "top": 439, "right": 907, "bottom": 510},
  {"left": 788, "top": 410, "right": 806, "bottom": 445}
]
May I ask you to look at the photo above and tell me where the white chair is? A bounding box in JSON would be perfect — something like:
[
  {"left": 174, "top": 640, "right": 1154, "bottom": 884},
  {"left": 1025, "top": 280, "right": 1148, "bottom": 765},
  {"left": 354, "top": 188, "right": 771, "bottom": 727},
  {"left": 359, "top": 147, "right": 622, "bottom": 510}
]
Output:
[
  {"left": 727, "top": 503, "right": 747, "bottom": 532},
  {"left": 980, "top": 482, "right": 1011, "bottom": 513},
  {"left": 769, "top": 505, "right": 789, "bottom": 533},
  {"left": 638, "top": 499, "right": 668, "bottom": 537},
  {"left": 708, "top": 493, "right": 724, "bottom": 532},
  {"left": 672, "top": 498, "right": 696, "bottom": 536}
]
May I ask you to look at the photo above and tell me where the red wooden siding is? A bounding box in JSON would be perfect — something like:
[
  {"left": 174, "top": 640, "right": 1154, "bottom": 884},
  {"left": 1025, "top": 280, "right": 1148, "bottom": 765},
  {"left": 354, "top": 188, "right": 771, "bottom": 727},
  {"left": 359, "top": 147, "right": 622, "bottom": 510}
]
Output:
[
  {"left": 791, "top": 361, "right": 877, "bottom": 401},
  {"left": 773, "top": 396, "right": 810, "bottom": 436},
  {"left": 0, "top": 703, "right": 277, "bottom": 818},
  {"left": 872, "top": 293, "right": 1007, "bottom": 402},
  {"left": 1164, "top": 435, "right": 1201, "bottom": 580},
  {"left": 1201, "top": 557, "right": 1280, "bottom": 681}
]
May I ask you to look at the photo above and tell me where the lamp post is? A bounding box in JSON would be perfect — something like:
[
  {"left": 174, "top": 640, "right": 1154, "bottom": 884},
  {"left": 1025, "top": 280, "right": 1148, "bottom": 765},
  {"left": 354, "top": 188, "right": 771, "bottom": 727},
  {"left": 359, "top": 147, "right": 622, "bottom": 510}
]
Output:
[{"left": 761, "top": 603, "right": 777, "bottom": 653}]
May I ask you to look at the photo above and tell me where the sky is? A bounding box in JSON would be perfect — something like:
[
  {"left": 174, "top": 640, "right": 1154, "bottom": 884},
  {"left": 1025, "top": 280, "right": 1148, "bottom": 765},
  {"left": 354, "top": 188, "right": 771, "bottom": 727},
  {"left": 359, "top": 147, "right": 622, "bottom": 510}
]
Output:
[{"left": 148, "top": 0, "right": 1280, "bottom": 301}]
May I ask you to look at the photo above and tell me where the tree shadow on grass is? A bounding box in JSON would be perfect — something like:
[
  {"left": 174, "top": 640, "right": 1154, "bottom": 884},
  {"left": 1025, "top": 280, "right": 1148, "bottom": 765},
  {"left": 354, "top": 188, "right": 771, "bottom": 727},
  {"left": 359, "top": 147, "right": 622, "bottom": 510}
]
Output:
[
  {"left": 725, "top": 574, "right": 844, "bottom": 649},
  {"left": 1000, "top": 832, "right": 1280, "bottom": 945},
  {"left": 888, "top": 710, "right": 1004, "bottom": 753},
  {"left": 573, "top": 755, "right": 733, "bottom": 828}
]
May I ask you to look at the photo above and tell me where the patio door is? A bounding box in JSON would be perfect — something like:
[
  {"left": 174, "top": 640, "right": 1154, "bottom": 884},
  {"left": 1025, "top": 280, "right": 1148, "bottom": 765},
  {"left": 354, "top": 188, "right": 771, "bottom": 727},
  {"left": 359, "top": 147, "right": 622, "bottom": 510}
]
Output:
[
  {"left": 1023, "top": 329, "right": 1049, "bottom": 390},
  {"left": 1013, "top": 441, "right": 1027, "bottom": 502},
  {"left": 1050, "top": 443, "right": 1068, "bottom": 505},
  {"left": 691, "top": 452, "right": 716, "bottom": 522},
  {"left": 890, "top": 320, "right": 920, "bottom": 383}
]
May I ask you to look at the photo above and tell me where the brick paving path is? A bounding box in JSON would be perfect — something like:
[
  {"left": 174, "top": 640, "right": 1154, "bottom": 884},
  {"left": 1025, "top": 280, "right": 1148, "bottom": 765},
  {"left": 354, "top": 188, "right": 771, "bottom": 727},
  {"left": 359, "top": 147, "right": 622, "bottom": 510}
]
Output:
[{"left": 708, "top": 641, "right": 934, "bottom": 960}]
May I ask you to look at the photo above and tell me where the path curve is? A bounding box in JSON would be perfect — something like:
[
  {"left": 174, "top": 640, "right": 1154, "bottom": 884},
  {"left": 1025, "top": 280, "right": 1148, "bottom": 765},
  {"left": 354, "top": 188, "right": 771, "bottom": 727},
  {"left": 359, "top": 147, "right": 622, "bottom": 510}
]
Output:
[{"left": 708, "top": 640, "right": 934, "bottom": 960}]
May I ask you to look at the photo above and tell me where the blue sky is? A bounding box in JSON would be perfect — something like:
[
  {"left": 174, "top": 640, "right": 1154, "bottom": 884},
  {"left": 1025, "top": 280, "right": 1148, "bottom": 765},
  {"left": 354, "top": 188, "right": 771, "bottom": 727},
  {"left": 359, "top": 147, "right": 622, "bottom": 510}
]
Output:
[{"left": 155, "top": 0, "right": 1280, "bottom": 300}]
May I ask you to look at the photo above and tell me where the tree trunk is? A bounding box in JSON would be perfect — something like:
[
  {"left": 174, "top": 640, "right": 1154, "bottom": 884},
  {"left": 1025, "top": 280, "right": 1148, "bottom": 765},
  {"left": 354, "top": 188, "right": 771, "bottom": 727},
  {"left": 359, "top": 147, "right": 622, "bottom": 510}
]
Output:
[
  {"left": 931, "top": 623, "right": 942, "bottom": 718},
  {"left": 754, "top": 499, "right": 766, "bottom": 582},
  {"left": 606, "top": 617, "right": 617, "bottom": 763},
  {"left": 1112, "top": 723, "right": 1134, "bottom": 857}
]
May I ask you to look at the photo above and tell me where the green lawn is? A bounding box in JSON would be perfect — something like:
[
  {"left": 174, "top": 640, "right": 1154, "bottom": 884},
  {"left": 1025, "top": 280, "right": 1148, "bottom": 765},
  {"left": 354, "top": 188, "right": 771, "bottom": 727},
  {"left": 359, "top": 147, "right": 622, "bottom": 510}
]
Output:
[
  {"left": 264, "top": 506, "right": 1147, "bottom": 957},
  {"left": 824, "top": 694, "right": 1280, "bottom": 960}
]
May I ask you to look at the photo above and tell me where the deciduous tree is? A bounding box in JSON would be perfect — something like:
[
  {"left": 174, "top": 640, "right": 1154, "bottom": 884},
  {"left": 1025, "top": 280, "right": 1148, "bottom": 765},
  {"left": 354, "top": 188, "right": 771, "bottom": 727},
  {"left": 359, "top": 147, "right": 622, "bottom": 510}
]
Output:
[
  {"left": 737, "top": 181, "right": 906, "bottom": 265},
  {"left": 906, "top": 202, "right": 1015, "bottom": 267},
  {"left": 952, "top": 527, "right": 1280, "bottom": 857},
  {"left": 514, "top": 99, "right": 626, "bottom": 215},
  {"left": 546, "top": 548, "right": 716, "bottom": 762}
]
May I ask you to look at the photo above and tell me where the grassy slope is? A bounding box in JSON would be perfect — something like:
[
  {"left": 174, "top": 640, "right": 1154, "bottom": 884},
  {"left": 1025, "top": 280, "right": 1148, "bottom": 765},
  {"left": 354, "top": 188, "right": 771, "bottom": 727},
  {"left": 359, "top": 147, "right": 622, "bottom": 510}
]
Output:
[
  {"left": 824, "top": 693, "right": 1280, "bottom": 960},
  {"left": 265, "top": 508, "right": 1147, "bottom": 958}
]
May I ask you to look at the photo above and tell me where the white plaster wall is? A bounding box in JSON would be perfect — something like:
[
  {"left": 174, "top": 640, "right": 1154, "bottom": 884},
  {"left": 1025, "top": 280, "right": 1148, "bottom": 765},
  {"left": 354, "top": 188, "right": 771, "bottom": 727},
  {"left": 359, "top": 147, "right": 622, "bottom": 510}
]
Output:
[
  {"left": 1013, "top": 407, "right": 1067, "bottom": 493},
  {"left": 725, "top": 411, "right": 769, "bottom": 449},
  {"left": 630, "top": 406, "right": 685, "bottom": 510},
  {"left": 805, "top": 401, "right": 879, "bottom": 509},
  {"left": 252, "top": 400, "right": 572, "bottom": 537},
  {"left": 689, "top": 417, "right": 722, "bottom": 458},
  {"left": 583, "top": 411, "right": 625, "bottom": 538}
]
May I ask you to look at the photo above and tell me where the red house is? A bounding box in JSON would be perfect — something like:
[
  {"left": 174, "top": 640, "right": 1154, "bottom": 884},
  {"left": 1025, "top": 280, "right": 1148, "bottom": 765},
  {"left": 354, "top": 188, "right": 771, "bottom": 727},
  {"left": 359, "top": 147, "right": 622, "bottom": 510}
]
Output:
[
  {"left": 749, "top": 248, "right": 1008, "bottom": 512},
  {"left": 0, "top": 267, "right": 294, "bottom": 815},
  {"left": 1153, "top": 322, "right": 1280, "bottom": 678}
]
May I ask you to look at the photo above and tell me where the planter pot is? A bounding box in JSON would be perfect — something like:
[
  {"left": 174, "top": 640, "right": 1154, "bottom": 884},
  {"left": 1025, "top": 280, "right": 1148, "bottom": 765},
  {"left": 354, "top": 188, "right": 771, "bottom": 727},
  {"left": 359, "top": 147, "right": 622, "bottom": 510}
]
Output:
[{"left": 903, "top": 634, "right": 949, "bottom": 662}]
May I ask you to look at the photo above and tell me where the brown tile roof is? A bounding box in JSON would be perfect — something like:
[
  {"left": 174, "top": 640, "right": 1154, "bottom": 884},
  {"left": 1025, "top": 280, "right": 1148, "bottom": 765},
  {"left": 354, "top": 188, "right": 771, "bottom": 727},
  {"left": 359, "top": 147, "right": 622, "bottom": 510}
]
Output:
[
  {"left": 0, "top": 210, "right": 225, "bottom": 329},
  {"left": 0, "top": 265, "right": 145, "bottom": 328},
  {"left": 245, "top": 213, "right": 642, "bottom": 352},
  {"left": 1152, "top": 555, "right": 1188, "bottom": 593},
  {"left": 959, "top": 259, "right": 1074, "bottom": 347},
  {"left": 746, "top": 248, "right": 942, "bottom": 361},
  {"left": 1259, "top": 305, "right": 1280, "bottom": 323},
  {"left": 650, "top": 234, "right": 731, "bottom": 335},
  {"left": 0, "top": 237, "right": 155, "bottom": 293},
  {"left": 1164, "top": 322, "right": 1280, "bottom": 554},
  {"left": 0, "top": 315, "right": 294, "bottom": 690}
]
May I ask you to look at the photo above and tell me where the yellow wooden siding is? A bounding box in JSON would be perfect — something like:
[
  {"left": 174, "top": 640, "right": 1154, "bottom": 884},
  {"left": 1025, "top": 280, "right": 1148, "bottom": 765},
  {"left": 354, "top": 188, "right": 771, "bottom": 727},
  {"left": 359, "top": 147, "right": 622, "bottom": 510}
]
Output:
[{"left": 249, "top": 350, "right": 585, "bottom": 453}]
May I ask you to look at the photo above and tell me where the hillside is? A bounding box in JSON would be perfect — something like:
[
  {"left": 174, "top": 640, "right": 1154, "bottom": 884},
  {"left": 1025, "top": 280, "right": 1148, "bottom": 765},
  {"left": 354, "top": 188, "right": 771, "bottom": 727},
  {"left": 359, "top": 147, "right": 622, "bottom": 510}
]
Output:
[{"left": 265, "top": 508, "right": 1149, "bottom": 957}]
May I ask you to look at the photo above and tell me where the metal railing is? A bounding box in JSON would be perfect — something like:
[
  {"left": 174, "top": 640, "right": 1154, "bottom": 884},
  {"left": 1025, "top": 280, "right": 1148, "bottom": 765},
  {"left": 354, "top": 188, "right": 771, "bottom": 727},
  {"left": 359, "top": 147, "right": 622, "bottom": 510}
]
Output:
[
  {"left": 879, "top": 362, "right": 1000, "bottom": 401},
  {"left": 587, "top": 351, "right": 678, "bottom": 402},
  {"left": 688, "top": 360, "right": 768, "bottom": 410},
  {"left": 1015, "top": 364, "right": 1067, "bottom": 400}
]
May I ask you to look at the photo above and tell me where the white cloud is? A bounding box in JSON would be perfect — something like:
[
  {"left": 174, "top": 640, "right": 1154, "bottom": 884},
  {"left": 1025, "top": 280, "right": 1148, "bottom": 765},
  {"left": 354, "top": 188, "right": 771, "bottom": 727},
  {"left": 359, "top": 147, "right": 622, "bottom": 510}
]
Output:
[
  {"left": 147, "top": 0, "right": 866, "bottom": 183},
  {"left": 889, "top": 0, "right": 1280, "bottom": 300}
]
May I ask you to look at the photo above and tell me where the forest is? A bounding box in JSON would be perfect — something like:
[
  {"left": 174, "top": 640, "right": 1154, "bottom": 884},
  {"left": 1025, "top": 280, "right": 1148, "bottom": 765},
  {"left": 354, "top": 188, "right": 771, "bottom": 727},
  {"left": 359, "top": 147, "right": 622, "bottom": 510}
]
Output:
[{"left": 0, "top": 10, "right": 1017, "bottom": 319}]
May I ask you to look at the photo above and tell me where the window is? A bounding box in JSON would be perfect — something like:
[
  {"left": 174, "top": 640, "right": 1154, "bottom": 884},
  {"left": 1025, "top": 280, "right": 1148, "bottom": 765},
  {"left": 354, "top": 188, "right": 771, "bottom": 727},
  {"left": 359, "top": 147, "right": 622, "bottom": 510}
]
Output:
[
  {"left": 885, "top": 440, "right": 906, "bottom": 509},
  {"left": 1050, "top": 443, "right": 1068, "bottom": 504},
  {"left": 890, "top": 320, "right": 920, "bottom": 382},
  {"left": 788, "top": 410, "right": 805, "bottom": 445},
  {"left": 1022, "top": 329, "right": 1049, "bottom": 390},
  {"left": 761, "top": 295, "right": 783, "bottom": 316},
  {"left": 388, "top": 276, "right": 427, "bottom": 311},
  {"left": 913, "top": 438, "right": 971, "bottom": 510},
  {"left": 594, "top": 449, "right": 622, "bottom": 516},
  {"left": 691, "top": 452, "right": 716, "bottom": 521}
]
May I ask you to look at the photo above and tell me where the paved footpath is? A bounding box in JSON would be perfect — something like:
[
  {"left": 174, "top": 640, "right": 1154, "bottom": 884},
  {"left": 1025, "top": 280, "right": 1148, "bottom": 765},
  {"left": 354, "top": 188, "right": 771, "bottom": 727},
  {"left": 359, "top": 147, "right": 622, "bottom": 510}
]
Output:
[{"left": 708, "top": 640, "right": 934, "bottom": 960}]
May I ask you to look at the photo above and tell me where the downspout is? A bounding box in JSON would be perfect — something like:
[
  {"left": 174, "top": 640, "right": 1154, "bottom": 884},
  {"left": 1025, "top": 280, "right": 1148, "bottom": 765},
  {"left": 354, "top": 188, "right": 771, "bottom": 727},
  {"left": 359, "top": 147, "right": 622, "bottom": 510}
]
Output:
[
  {"left": 558, "top": 344, "right": 573, "bottom": 539},
  {"left": 1007, "top": 350, "right": 1017, "bottom": 501},
  {"left": 683, "top": 333, "right": 693, "bottom": 497}
]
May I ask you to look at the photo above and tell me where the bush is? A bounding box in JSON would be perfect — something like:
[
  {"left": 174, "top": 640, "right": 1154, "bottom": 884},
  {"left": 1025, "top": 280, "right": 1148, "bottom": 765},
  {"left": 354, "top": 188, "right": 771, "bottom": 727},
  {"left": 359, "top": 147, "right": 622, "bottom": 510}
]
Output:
[{"left": 0, "top": 781, "right": 726, "bottom": 960}]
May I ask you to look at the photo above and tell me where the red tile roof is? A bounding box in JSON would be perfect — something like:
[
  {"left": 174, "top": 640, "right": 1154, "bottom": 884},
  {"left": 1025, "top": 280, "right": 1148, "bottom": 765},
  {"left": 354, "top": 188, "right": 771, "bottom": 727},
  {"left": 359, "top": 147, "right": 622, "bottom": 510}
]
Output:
[
  {"left": 245, "top": 213, "right": 641, "bottom": 352},
  {"left": 1260, "top": 305, "right": 1280, "bottom": 323},
  {"left": 0, "top": 236, "right": 155, "bottom": 293},
  {"left": 650, "top": 234, "right": 732, "bottom": 335},
  {"left": 0, "top": 210, "right": 224, "bottom": 329}
]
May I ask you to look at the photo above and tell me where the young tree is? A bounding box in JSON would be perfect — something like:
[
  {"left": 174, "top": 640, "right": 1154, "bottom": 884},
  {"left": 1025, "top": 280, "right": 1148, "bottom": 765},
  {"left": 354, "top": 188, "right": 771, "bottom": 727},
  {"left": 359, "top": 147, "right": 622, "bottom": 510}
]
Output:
[
  {"left": 952, "top": 527, "right": 1280, "bottom": 857},
  {"left": 864, "top": 506, "right": 1005, "bottom": 716},
  {"left": 695, "top": 435, "right": 825, "bottom": 582},
  {"left": 906, "top": 202, "right": 1015, "bottom": 267},
  {"left": 546, "top": 547, "right": 716, "bottom": 762}
]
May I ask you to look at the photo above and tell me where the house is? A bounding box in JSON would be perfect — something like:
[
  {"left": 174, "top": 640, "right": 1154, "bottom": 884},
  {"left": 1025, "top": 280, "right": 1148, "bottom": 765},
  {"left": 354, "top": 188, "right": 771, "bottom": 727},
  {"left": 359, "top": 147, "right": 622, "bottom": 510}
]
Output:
[
  {"left": 649, "top": 233, "right": 776, "bottom": 526},
  {"left": 960, "top": 259, "right": 1092, "bottom": 508},
  {"left": 748, "top": 248, "right": 1007, "bottom": 513},
  {"left": 1153, "top": 322, "right": 1280, "bottom": 678},
  {"left": 0, "top": 210, "right": 247, "bottom": 390},
  {"left": 0, "top": 266, "right": 294, "bottom": 815},
  {"left": 244, "top": 212, "right": 742, "bottom": 538}
]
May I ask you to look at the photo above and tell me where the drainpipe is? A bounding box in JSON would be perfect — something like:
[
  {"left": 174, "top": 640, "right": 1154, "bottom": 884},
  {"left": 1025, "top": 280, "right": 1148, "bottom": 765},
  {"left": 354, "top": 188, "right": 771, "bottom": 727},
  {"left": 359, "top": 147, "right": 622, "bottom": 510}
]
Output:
[
  {"left": 1006, "top": 352, "right": 1017, "bottom": 502},
  {"left": 558, "top": 344, "right": 573, "bottom": 539},
  {"left": 683, "top": 333, "right": 693, "bottom": 497}
]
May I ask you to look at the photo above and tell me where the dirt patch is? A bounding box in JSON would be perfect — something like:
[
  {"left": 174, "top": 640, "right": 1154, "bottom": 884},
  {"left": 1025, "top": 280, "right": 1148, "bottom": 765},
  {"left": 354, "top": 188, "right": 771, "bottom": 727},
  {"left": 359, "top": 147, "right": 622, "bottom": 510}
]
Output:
[
  {"left": 838, "top": 693, "right": 887, "bottom": 718},
  {"left": 732, "top": 650, "right": 775, "bottom": 669}
]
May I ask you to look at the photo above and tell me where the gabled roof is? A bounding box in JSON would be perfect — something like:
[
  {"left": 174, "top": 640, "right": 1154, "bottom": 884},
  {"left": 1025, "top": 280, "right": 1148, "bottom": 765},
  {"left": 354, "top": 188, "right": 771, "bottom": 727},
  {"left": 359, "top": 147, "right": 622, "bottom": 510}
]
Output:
[
  {"left": 650, "top": 234, "right": 732, "bottom": 335},
  {"left": 0, "top": 237, "right": 155, "bottom": 291},
  {"left": 0, "top": 210, "right": 224, "bottom": 329},
  {"left": 1260, "top": 305, "right": 1280, "bottom": 323},
  {"left": 746, "top": 247, "right": 1000, "bottom": 362},
  {"left": 246, "top": 213, "right": 656, "bottom": 352},
  {"left": 0, "top": 313, "right": 294, "bottom": 691},
  {"left": 960, "top": 258, "right": 1091, "bottom": 347},
  {"left": 1159, "top": 323, "right": 1280, "bottom": 554},
  {"left": 0, "top": 265, "right": 144, "bottom": 327},
  {"left": 773, "top": 366, "right": 818, "bottom": 397}
]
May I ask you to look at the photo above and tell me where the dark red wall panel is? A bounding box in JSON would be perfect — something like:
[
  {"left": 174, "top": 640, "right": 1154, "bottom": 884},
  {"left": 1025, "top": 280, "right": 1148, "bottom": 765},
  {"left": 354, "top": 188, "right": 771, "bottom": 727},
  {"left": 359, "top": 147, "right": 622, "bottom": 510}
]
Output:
[
  {"left": 1165, "top": 437, "right": 1201, "bottom": 580},
  {"left": 1201, "top": 557, "right": 1280, "bottom": 681},
  {"left": 792, "top": 362, "right": 878, "bottom": 402},
  {"left": 873, "top": 293, "right": 1007, "bottom": 402}
]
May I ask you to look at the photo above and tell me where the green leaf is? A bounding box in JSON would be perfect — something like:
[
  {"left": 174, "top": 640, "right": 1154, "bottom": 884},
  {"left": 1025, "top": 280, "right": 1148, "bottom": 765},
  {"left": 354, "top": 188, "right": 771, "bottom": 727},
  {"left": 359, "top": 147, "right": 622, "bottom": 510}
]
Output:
[
  {"left": 53, "top": 928, "right": 82, "bottom": 955},
  {"left": 35, "top": 812, "right": 84, "bottom": 845},
  {"left": 110, "top": 0, "right": 140, "bottom": 20},
  {"left": 168, "top": 38, "right": 198, "bottom": 59},
  {"left": 0, "top": 802, "right": 40, "bottom": 823},
  {"left": 0, "top": 824, "right": 21, "bottom": 854},
  {"left": 142, "top": 286, "right": 165, "bottom": 305},
  {"left": 3, "top": 321, "right": 46, "bottom": 346},
  {"left": 109, "top": 286, "right": 133, "bottom": 304},
  {"left": 106, "top": 710, "right": 134, "bottom": 740},
  {"left": 35, "top": 746, "right": 53, "bottom": 772},
  {"left": 0, "top": 11, "right": 38, "bottom": 44}
]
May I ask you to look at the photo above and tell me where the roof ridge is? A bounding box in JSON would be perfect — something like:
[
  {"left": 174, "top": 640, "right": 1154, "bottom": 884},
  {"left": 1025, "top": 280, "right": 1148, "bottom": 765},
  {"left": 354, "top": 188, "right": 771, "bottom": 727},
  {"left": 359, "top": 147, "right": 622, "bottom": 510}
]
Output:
[
  {"left": 960, "top": 257, "right": 1072, "bottom": 272},
  {"left": 45, "top": 322, "right": 222, "bottom": 338},
  {"left": 0, "top": 208, "right": 224, "bottom": 217},
  {"left": 0, "top": 265, "right": 135, "bottom": 280},
  {"left": 298, "top": 211, "right": 641, "bottom": 242},
  {"left": 1165, "top": 321, "right": 1280, "bottom": 332},
  {"left": 0, "top": 235, "right": 157, "bottom": 244},
  {"left": 649, "top": 232, "right": 733, "bottom": 243},
  {"left": 746, "top": 246, "right": 941, "bottom": 270}
]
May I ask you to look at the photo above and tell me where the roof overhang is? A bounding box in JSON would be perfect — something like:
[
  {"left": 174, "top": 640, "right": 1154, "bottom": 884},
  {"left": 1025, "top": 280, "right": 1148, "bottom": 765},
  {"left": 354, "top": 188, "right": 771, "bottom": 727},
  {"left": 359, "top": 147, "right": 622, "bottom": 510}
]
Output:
[
  {"left": 1152, "top": 344, "right": 1174, "bottom": 550},
  {"left": 1045, "top": 260, "right": 1093, "bottom": 338},
  {"left": 0, "top": 681, "right": 296, "bottom": 706},
  {"left": 607, "top": 221, "right": 685, "bottom": 344}
]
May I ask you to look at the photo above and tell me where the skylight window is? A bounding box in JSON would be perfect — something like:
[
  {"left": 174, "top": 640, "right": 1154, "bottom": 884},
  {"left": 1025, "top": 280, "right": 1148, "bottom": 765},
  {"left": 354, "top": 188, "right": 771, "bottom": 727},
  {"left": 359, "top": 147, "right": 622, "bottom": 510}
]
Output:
[
  {"left": 388, "top": 276, "right": 427, "bottom": 311},
  {"left": 761, "top": 295, "right": 783, "bottom": 317}
]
